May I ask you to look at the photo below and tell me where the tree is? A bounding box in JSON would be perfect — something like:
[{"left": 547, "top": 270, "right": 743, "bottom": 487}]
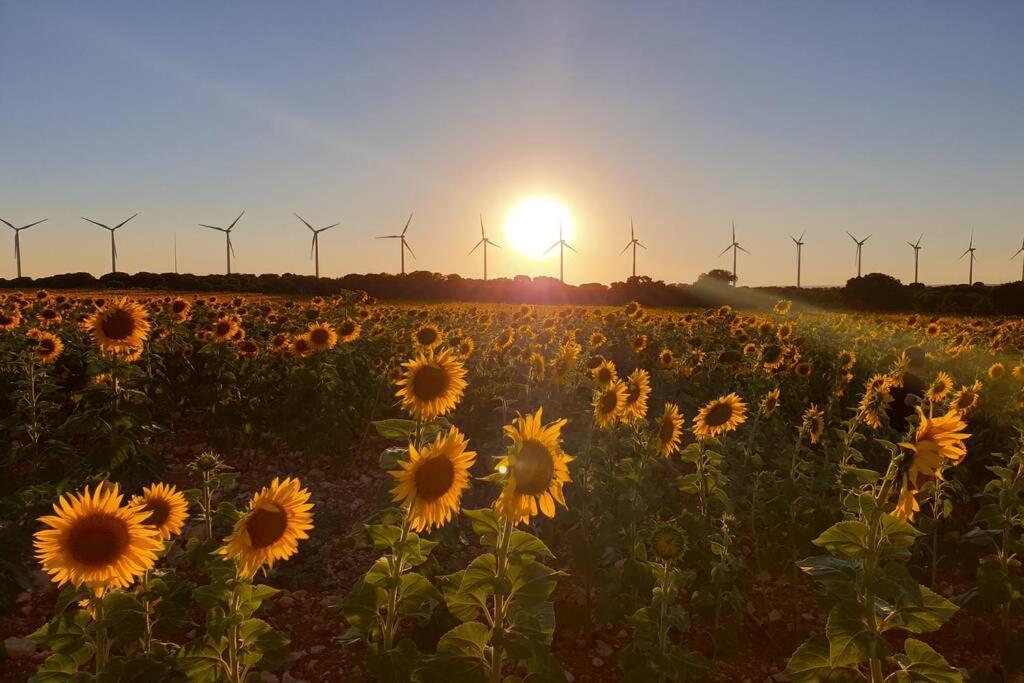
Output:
[{"left": 696, "top": 269, "right": 737, "bottom": 286}]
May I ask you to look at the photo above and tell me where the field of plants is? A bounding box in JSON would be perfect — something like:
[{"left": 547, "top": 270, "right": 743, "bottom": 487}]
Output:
[{"left": 2, "top": 290, "right": 1023, "bottom": 682}]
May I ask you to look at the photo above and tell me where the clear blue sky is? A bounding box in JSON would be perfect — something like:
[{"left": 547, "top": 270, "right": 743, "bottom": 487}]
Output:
[{"left": 2, "top": 2, "right": 1022, "bottom": 285}]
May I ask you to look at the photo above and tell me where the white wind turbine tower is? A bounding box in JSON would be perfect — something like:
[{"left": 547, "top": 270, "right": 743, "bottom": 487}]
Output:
[
  {"left": 199, "top": 211, "right": 244, "bottom": 275},
  {"left": 468, "top": 214, "right": 500, "bottom": 280},
  {"left": 295, "top": 214, "right": 339, "bottom": 278},
  {"left": 907, "top": 234, "right": 923, "bottom": 284},
  {"left": 377, "top": 213, "right": 415, "bottom": 275},
  {"left": 1, "top": 217, "right": 46, "bottom": 279},
  {"left": 790, "top": 231, "right": 805, "bottom": 287},
  {"left": 718, "top": 220, "right": 748, "bottom": 286},
  {"left": 82, "top": 214, "right": 137, "bottom": 274},
  {"left": 544, "top": 221, "right": 577, "bottom": 284},
  {"left": 620, "top": 218, "right": 646, "bottom": 278},
  {"left": 847, "top": 232, "right": 870, "bottom": 278},
  {"left": 960, "top": 231, "right": 977, "bottom": 285},
  {"left": 1012, "top": 236, "right": 1024, "bottom": 283}
]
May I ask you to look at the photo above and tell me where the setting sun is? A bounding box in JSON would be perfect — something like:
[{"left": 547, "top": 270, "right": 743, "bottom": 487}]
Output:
[{"left": 504, "top": 196, "right": 575, "bottom": 259}]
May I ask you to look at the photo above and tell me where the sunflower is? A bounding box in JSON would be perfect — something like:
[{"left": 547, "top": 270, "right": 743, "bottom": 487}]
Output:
[
  {"left": 988, "top": 363, "right": 1006, "bottom": 380},
  {"left": 650, "top": 524, "right": 687, "bottom": 561},
  {"left": 656, "top": 403, "right": 685, "bottom": 457},
  {"left": 588, "top": 331, "right": 607, "bottom": 349},
  {"left": 169, "top": 298, "right": 191, "bottom": 322},
  {"left": 290, "top": 335, "right": 312, "bottom": 357},
  {"left": 760, "top": 388, "right": 781, "bottom": 415},
  {"left": 212, "top": 316, "right": 240, "bottom": 342},
  {"left": 33, "top": 330, "right": 64, "bottom": 364},
  {"left": 658, "top": 348, "right": 674, "bottom": 368},
  {"left": 338, "top": 318, "right": 361, "bottom": 342},
  {"left": 0, "top": 309, "right": 21, "bottom": 330},
  {"left": 622, "top": 369, "right": 651, "bottom": 421},
  {"left": 390, "top": 428, "right": 476, "bottom": 532},
  {"left": 413, "top": 324, "right": 443, "bottom": 350},
  {"left": 34, "top": 484, "right": 163, "bottom": 594},
  {"left": 591, "top": 359, "right": 619, "bottom": 388},
  {"left": 894, "top": 408, "right": 970, "bottom": 521},
  {"left": 132, "top": 483, "right": 189, "bottom": 541},
  {"left": 951, "top": 380, "right": 982, "bottom": 414},
  {"left": 528, "top": 352, "right": 546, "bottom": 381},
  {"left": 593, "top": 380, "right": 628, "bottom": 428},
  {"left": 219, "top": 477, "right": 314, "bottom": 577},
  {"left": 456, "top": 336, "right": 475, "bottom": 358},
  {"left": 794, "top": 361, "right": 813, "bottom": 379},
  {"left": 495, "top": 408, "right": 572, "bottom": 524},
  {"left": 395, "top": 348, "right": 468, "bottom": 421},
  {"left": 693, "top": 393, "right": 748, "bottom": 438},
  {"left": 1013, "top": 364, "right": 1024, "bottom": 382},
  {"left": 86, "top": 298, "right": 151, "bottom": 353},
  {"left": 925, "top": 371, "right": 954, "bottom": 403},
  {"left": 307, "top": 322, "right": 338, "bottom": 352},
  {"left": 631, "top": 334, "right": 648, "bottom": 353},
  {"left": 802, "top": 404, "right": 825, "bottom": 444},
  {"left": 838, "top": 350, "right": 856, "bottom": 371}
]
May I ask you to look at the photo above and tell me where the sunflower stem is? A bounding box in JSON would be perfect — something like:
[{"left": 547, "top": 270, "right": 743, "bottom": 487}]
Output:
[
  {"left": 489, "top": 513, "right": 515, "bottom": 683},
  {"left": 383, "top": 506, "right": 413, "bottom": 652},
  {"left": 93, "top": 594, "right": 108, "bottom": 673},
  {"left": 142, "top": 569, "right": 153, "bottom": 653}
]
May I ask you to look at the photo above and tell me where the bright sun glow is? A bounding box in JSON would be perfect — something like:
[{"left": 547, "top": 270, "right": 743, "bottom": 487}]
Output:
[{"left": 504, "top": 196, "right": 575, "bottom": 259}]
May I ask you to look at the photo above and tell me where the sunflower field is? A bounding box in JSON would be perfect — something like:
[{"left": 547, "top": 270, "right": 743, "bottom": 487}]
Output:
[{"left": 2, "top": 290, "right": 1024, "bottom": 682}]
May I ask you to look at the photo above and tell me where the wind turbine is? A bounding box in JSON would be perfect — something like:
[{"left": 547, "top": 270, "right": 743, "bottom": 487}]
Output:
[
  {"left": 377, "top": 213, "right": 415, "bottom": 275},
  {"left": 718, "top": 221, "right": 748, "bottom": 286},
  {"left": 199, "top": 211, "right": 244, "bottom": 275},
  {"left": 82, "top": 214, "right": 137, "bottom": 274},
  {"left": 295, "top": 214, "right": 339, "bottom": 278},
  {"left": 960, "top": 231, "right": 977, "bottom": 285},
  {"left": 847, "top": 232, "right": 870, "bottom": 278},
  {"left": 544, "top": 221, "right": 577, "bottom": 284},
  {"left": 907, "top": 234, "right": 923, "bottom": 284},
  {"left": 1, "top": 217, "right": 46, "bottom": 279},
  {"left": 1012, "top": 236, "right": 1024, "bottom": 283},
  {"left": 468, "top": 214, "right": 500, "bottom": 280},
  {"left": 790, "top": 231, "right": 805, "bottom": 288},
  {"left": 619, "top": 218, "right": 646, "bottom": 278}
]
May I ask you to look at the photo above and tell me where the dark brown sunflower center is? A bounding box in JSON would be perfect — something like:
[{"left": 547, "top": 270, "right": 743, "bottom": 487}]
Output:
[
  {"left": 246, "top": 505, "right": 288, "bottom": 549},
  {"left": 596, "top": 368, "right": 612, "bottom": 384},
  {"left": 0, "top": 314, "right": 14, "bottom": 325},
  {"left": 659, "top": 418, "right": 676, "bottom": 444},
  {"left": 172, "top": 301, "right": 187, "bottom": 313},
  {"left": 416, "top": 328, "right": 438, "bottom": 345},
  {"left": 67, "top": 515, "right": 129, "bottom": 566},
  {"left": 100, "top": 309, "right": 136, "bottom": 340},
  {"left": 310, "top": 328, "right": 330, "bottom": 345},
  {"left": 39, "top": 338, "right": 56, "bottom": 354},
  {"left": 599, "top": 390, "right": 620, "bottom": 414},
  {"left": 704, "top": 402, "right": 734, "bottom": 428},
  {"left": 412, "top": 365, "right": 449, "bottom": 401},
  {"left": 143, "top": 499, "right": 171, "bottom": 529},
  {"left": 626, "top": 384, "right": 641, "bottom": 405},
  {"left": 215, "top": 322, "right": 231, "bottom": 336},
  {"left": 340, "top": 322, "right": 356, "bottom": 336},
  {"left": 413, "top": 455, "right": 456, "bottom": 502},
  {"left": 514, "top": 440, "right": 555, "bottom": 496}
]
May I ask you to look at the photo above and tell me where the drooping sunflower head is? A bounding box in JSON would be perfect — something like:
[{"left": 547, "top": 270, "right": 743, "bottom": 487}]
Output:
[
  {"left": 988, "top": 362, "right": 1006, "bottom": 380},
  {"left": 132, "top": 483, "right": 189, "bottom": 541},
  {"left": 218, "top": 477, "right": 314, "bottom": 577},
  {"left": 656, "top": 402, "right": 685, "bottom": 457},
  {"left": 838, "top": 350, "right": 856, "bottom": 371},
  {"left": 390, "top": 427, "right": 476, "bottom": 532},
  {"left": 35, "top": 484, "right": 163, "bottom": 594},
  {"left": 593, "top": 380, "right": 628, "bottom": 428},
  {"left": 495, "top": 408, "right": 572, "bottom": 525},
  {"left": 395, "top": 348, "right": 468, "bottom": 421},
  {"left": 631, "top": 334, "right": 648, "bottom": 353},
  {"left": 802, "top": 404, "right": 825, "bottom": 444},
  {"left": 650, "top": 524, "right": 687, "bottom": 561},
  {"left": 169, "top": 298, "right": 192, "bottom": 321},
  {"left": 760, "top": 388, "right": 781, "bottom": 415},
  {"left": 529, "top": 352, "right": 547, "bottom": 381},
  {"left": 87, "top": 298, "right": 151, "bottom": 354},
  {"left": 413, "top": 324, "right": 443, "bottom": 350},
  {"left": 307, "top": 322, "right": 338, "bottom": 352},
  {"left": 693, "top": 393, "right": 748, "bottom": 438},
  {"left": 951, "top": 380, "right": 982, "bottom": 414}
]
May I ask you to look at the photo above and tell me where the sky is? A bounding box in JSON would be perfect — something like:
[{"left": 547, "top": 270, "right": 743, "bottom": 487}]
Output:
[{"left": 1, "top": 1, "right": 1023, "bottom": 286}]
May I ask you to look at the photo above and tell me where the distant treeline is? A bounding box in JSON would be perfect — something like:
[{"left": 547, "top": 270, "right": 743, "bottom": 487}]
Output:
[{"left": 2, "top": 270, "right": 1024, "bottom": 315}]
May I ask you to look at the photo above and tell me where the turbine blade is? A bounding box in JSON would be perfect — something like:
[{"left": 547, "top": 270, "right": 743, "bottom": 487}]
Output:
[
  {"left": 311, "top": 235, "right": 316, "bottom": 259},
  {"left": 631, "top": 218, "right": 635, "bottom": 241},
  {"left": 113, "top": 213, "right": 138, "bottom": 230},
  {"left": 959, "top": 249, "right": 969, "bottom": 259},
  {"left": 732, "top": 220, "right": 736, "bottom": 242},
  {"left": 864, "top": 234, "right": 871, "bottom": 242},
  {"left": 320, "top": 223, "right": 340, "bottom": 232},
  {"left": 469, "top": 239, "right": 483, "bottom": 255},
  {"left": 402, "top": 212, "right": 413, "bottom": 236},
  {"left": 637, "top": 241, "right": 646, "bottom": 249},
  {"left": 228, "top": 211, "right": 245, "bottom": 230},
  {"left": 1011, "top": 247, "right": 1023, "bottom": 258},
  {"left": 738, "top": 245, "right": 750, "bottom": 254},
  {"left": 564, "top": 242, "right": 578, "bottom": 253},
  {"left": 228, "top": 234, "right": 236, "bottom": 258},
  {"left": 200, "top": 225, "right": 226, "bottom": 232},
  {"left": 799, "top": 230, "right": 805, "bottom": 241},
  {"left": 377, "top": 235, "right": 400, "bottom": 239},
  {"left": 489, "top": 240, "right": 502, "bottom": 249},
  {"left": 82, "top": 217, "right": 110, "bottom": 230},
  {"left": 544, "top": 242, "right": 560, "bottom": 255},
  {"left": 620, "top": 242, "right": 632, "bottom": 255},
  {"left": 718, "top": 244, "right": 733, "bottom": 257},
  {"left": 21, "top": 218, "right": 47, "bottom": 230},
  {"left": 0, "top": 218, "right": 13, "bottom": 230},
  {"left": 295, "top": 213, "right": 315, "bottom": 232},
  {"left": 403, "top": 240, "right": 416, "bottom": 259},
  {"left": 480, "top": 214, "right": 485, "bottom": 238},
  {"left": 846, "top": 231, "right": 856, "bottom": 242}
]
